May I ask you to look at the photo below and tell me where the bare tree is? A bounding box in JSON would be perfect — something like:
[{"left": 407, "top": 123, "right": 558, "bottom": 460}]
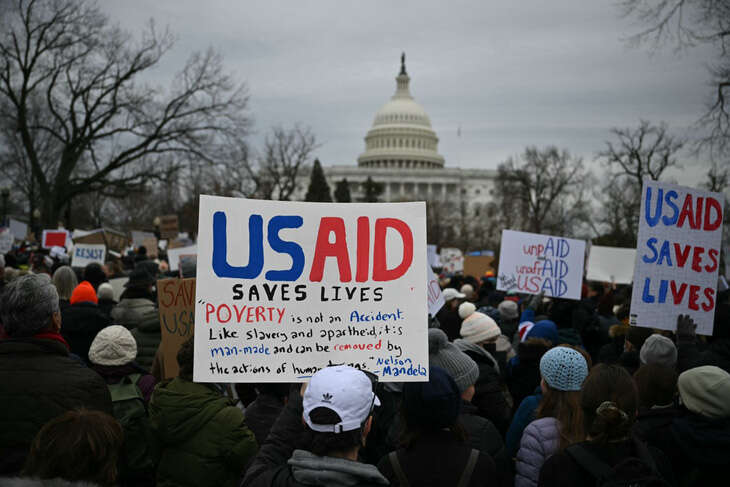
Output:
[
  {"left": 0, "top": 0, "right": 250, "bottom": 227},
  {"left": 620, "top": 0, "right": 730, "bottom": 156},
  {"left": 495, "top": 146, "right": 590, "bottom": 235}
]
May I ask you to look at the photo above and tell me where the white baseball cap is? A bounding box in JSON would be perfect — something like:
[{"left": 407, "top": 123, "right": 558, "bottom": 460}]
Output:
[
  {"left": 442, "top": 288, "right": 466, "bottom": 302},
  {"left": 303, "top": 365, "right": 380, "bottom": 433}
]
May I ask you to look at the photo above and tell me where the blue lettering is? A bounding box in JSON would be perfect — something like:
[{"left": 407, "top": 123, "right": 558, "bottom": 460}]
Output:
[
  {"left": 662, "top": 190, "right": 679, "bottom": 226},
  {"left": 212, "top": 212, "right": 264, "bottom": 279},
  {"left": 642, "top": 237, "right": 658, "bottom": 264},
  {"left": 657, "top": 240, "right": 673, "bottom": 267},
  {"left": 645, "top": 187, "right": 663, "bottom": 227},
  {"left": 265, "top": 215, "right": 305, "bottom": 281},
  {"left": 557, "top": 239, "right": 570, "bottom": 258},
  {"left": 641, "top": 278, "right": 655, "bottom": 303},
  {"left": 544, "top": 238, "right": 555, "bottom": 257}
]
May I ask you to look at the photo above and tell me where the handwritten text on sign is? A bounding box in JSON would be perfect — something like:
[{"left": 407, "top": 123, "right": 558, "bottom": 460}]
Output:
[
  {"left": 630, "top": 181, "right": 724, "bottom": 335},
  {"left": 497, "top": 230, "right": 586, "bottom": 300},
  {"left": 158, "top": 278, "right": 196, "bottom": 379},
  {"left": 194, "top": 196, "right": 428, "bottom": 382},
  {"left": 71, "top": 244, "right": 106, "bottom": 267}
]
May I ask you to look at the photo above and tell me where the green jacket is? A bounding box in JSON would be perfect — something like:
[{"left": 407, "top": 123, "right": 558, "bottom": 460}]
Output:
[
  {"left": 130, "top": 312, "right": 161, "bottom": 372},
  {"left": 150, "top": 378, "right": 258, "bottom": 487}
]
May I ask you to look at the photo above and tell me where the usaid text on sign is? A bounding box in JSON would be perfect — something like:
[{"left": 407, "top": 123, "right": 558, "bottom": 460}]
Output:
[{"left": 194, "top": 197, "right": 428, "bottom": 383}]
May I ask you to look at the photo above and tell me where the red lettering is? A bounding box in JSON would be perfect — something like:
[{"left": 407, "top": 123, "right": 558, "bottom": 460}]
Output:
[
  {"left": 160, "top": 281, "right": 176, "bottom": 308},
  {"left": 233, "top": 305, "right": 246, "bottom": 322},
  {"left": 372, "top": 218, "right": 413, "bottom": 281},
  {"left": 691, "top": 246, "right": 705, "bottom": 272},
  {"left": 175, "top": 284, "right": 187, "bottom": 307},
  {"left": 205, "top": 303, "right": 215, "bottom": 323},
  {"left": 217, "top": 304, "right": 232, "bottom": 323},
  {"left": 673, "top": 243, "right": 691, "bottom": 268},
  {"left": 678, "top": 195, "right": 698, "bottom": 229},
  {"left": 694, "top": 197, "right": 704, "bottom": 229},
  {"left": 688, "top": 285, "right": 701, "bottom": 311},
  {"left": 706, "top": 248, "right": 719, "bottom": 273},
  {"left": 309, "top": 217, "right": 352, "bottom": 282},
  {"left": 704, "top": 197, "right": 723, "bottom": 231},
  {"left": 255, "top": 306, "right": 266, "bottom": 322},
  {"left": 670, "top": 281, "right": 687, "bottom": 305},
  {"left": 355, "top": 217, "right": 369, "bottom": 282},
  {"left": 247, "top": 307, "right": 254, "bottom": 322},
  {"left": 702, "top": 287, "right": 716, "bottom": 312}
]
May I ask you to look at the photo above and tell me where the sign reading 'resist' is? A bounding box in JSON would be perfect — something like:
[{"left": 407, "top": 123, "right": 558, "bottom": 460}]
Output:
[{"left": 194, "top": 196, "right": 428, "bottom": 382}]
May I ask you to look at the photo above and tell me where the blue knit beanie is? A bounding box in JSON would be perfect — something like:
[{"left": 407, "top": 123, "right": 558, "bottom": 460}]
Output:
[
  {"left": 527, "top": 320, "right": 559, "bottom": 345},
  {"left": 539, "top": 346, "right": 588, "bottom": 391}
]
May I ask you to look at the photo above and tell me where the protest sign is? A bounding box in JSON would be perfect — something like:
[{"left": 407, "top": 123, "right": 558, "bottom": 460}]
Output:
[
  {"left": 71, "top": 243, "right": 106, "bottom": 268},
  {"left": 141, "top": 236, "right": 158, "bottom": 258},
  {"left": 463, "top": 255, "right": 495, "bottom": 278},
  {"left": 158, "top": 278, "right": 196, "bottom": 379},
  {"left": 0, "top": 228, "right": 12, "bottom": 253},
  {"left": 427, "top": 264, "right": 445, "bottom": 315},
  {"left": 586, "top": 246, "right": 637, "bottom": 284},
  {"left": 158, "top": 214, "right": 179, "bottom": 240},
  {"left": 427, "top": 244, "right": 441, "bottom": 268},
  {"left": 42, "top": 229, "right": 70, "bottom": 249},
  {"left": 167, "top": 244, "right": 197, "bottom": 272},
  {"left": 440, "top": 247, "right": 463, "bottom": 273},
  {"left": 131, "top": 231, "right": 155, "bottom": 248},
  {"left": 109, "top": 277, "right": 129, "bottom": 301},
  {"left": 193, "top": 196, "right": 428, "bottom": 383},
  {"left": 630, "top": 181, "right": 724, "bottom": 335},
  {"left": 496, "top": 229, "right": 586, "bottom": 300},
  {"left": 9, "top": 219, "right": 27, "bottom": 241}
]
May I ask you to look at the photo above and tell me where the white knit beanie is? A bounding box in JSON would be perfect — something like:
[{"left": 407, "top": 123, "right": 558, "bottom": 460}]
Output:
[
  {"left": 458, "top": 302, "right": 501, "bottom": 344},
  {"left": 88, "top": 325, "right": 138, "bottom": 366}
]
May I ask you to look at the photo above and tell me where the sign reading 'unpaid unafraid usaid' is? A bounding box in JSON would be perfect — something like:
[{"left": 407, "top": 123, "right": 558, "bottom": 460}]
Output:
[
  {"left": 194, "top": 196, "right": 428, "bottom": 382},
  {"left": 630, "top": 180, "right": 724, "bottom": 335}
]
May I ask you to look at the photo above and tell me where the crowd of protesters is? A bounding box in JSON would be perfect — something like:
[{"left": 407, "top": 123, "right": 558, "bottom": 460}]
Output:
[{"left": 0, "top": 243, "right": 729, "bottom": 487}]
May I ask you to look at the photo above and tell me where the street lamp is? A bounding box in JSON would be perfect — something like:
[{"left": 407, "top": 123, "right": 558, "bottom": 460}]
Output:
[{"left": 1, "top": 187, "right": 9, "bottom": 226}]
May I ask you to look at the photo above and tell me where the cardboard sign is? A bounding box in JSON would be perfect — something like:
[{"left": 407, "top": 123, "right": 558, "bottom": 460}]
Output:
[
  {"left": 158, "top": 278, "right": 196, "bottom": 379},
  {"left": 42, "top": 229, "right": 70, "bottom": 249},
  {"left": 9, "top": 219, "right": 28, "bottom": 241},
  {"left": 141, "top": 237, "right": 158, "bottom": 258},
  {"left": 463, "top": 255, "right": 495, "bottom": 278},
  {"left": 440, "top": 247, "right": 463, "bottom": 273},
  {"left": 159, "top": 214, "right": 179, "bottom": 240},
  {"left": 167, "top": 245, "right": 197, "bottom": 272},
  {"left": 497, "top": 230, "right": 586, "bottom": 300},
  {"left": 630, "top": 181, "right": 724, "bottom": 335},
  {"left": 0, "top": 228, "right": 12, "bottom": 254},
  {"left": 427, "top": 264, "right": 445, "bottom": 315},
  {"left": 193, "top": 196, "right": 428, "bottom": 383},
  {"left": 586, "top": 246, "right": 637, "bottom": 284},
  {"left": 71, "top": 243, "right": 106, "bottom": 268}
]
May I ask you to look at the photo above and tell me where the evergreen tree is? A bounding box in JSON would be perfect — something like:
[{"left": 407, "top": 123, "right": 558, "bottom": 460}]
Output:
[
  {"left": 362, "top": 177, "right": 384, "bottom": 203},
  {"left": 304, "top": 159, "right": 332, "bottom": 202},
  {"left": 334, "top": 178, "right": 352, "bottom": 202}
]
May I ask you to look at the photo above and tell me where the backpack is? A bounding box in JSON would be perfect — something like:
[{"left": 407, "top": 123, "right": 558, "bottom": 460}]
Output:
[
  {"left": 565, "top": 439, "right": 670, "bottom": 487},
  {"left": 388, "top": 449, "right": 479, "bottom": 487},
  {"left": 108, "top": 373, "right": 157, "bottom": 476}
]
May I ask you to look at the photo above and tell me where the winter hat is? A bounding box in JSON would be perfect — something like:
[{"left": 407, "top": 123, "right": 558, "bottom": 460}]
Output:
[
  {"left": 125, "top": 267, "right": 155, "bottom": 289},
  {"left": 640, "top": 334, "right": 678, "bottom": 368},
  {"left": 88, "top": 325, "right": 138, "bottom": 366},
  {"left": 459, "top": 302, "right": 500, "bottom": 344},
  {"left": 518, "top": 321, "right": 535, "bottom": 342},
  {"left": 539, "top": 346, "right": 589, "bottom": 391},
  {"left": 460, "top": 284, "right": 474, "bottom": 297},
  {"left": 428, "top": 328, "right": 479, "bottom": 393},
  {"left": 442, "top": 288, "right": 466, "bottom": 302},
  {"left": 69, "top": 281, "right": 98, "bottom": 305},
  {"left": 97, "top": 282, "right": 114, "bottom": 301},
  {"left": 526, "top": 320, "right": 559, "bottom": 345},
  {"left": 498, "top": 300, "right": 519, "bottom": 321},
  {"left": 403, "top": 366, "right": 462, "bottom": 430},
  {"left": 678, "top": 366, "right": 730, "bottom": 419}
]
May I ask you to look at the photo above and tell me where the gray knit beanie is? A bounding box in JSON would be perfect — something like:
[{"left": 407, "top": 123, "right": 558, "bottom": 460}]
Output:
[
  {"left": 428, "top": 328, "right": 479, "bottom": 393},
  {"left": 640, "top": 334, "right": 677, "bottom": 368}
]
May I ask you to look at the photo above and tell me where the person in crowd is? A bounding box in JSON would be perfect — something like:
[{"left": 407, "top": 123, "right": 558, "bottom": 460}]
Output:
[
  {"left": 428, "top": 328, "right": 505, "bottom": 458},
  {"left": 537, "top": 364, "right": 673, "bottom": 487},
  {"left": 436, "top": 287, "right": 466, "bottom": 341},
  {"left": 498, "top": 299, "right": 520, "bottom": 341},
  {"left": 151, "top": 336, "right": 257, "bottom": 487},
  {"left": 639, "top": 334, "right": 677, "bottom": 369},
  {"left": 61, "top": 280, "right": 111, "bottom": 363},
  {"left": 8, "top": 409, "right": 124, "bottom": 487},
  {"left": 675, "top": 306, "right": 730, "bottom": 372},
  {"left": 460, "top": 283, "right": 476, "bottom": 302},
  {"left": 454, "top": 303, "right": 513, "bottom": 434},
  {"left": 106, "top": 257, "right": 127, "bottom": 279},
  {"left": 619, "top": 326, "right": 654, "bottom": 375},
  {"left": 52, "top": 265, "right": 77, "bottom": 312},
  {"left": 245, "top": 383, "right": 292, "bottom": 447},
  {"left": 0, "top": 274, "right": 112, "bottom": 475},
  {"left": 377, "top": 366, "right": 496, "bottom": 486},
  {"left": 0, "top": 254, "right": 6, "bottom": 295},
  {"left": 96, "top": 282, "right": 117, "bottom": 319},
  {"left": 135, "top": 245, "right": 148, "bottom": 263},
  {"left": 596, "top": 306, "right": 630, "bottom": 365},
  {"left": 88, "top": 325, "right": 157, "bottom": 486},
  {"left": 631, "top": 363, "right": 681, "bottom": 449},
  {"left": 112, "top": 268, "right": 158, "bottom": 330},
  {"left": 84, "top": 262, "right": 108, "bottom": 291},
  {"left": 515, "top": 346, "right": 588, "bottom": 487},
  {"left": 243, "top": 365, "right": 387, "bottom": 487},
  {"left": 507, "top": 320, "right": 558, "bottom": 409}
]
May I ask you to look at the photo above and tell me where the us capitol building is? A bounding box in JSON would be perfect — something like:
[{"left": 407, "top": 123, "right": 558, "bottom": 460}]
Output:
[{"left": 295, "top": 54, "right": 496, "bottom": 210}]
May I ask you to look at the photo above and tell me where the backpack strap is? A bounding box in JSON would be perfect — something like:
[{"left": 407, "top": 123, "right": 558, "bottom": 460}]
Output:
[
  {"left": 388, "top": 451, "right": 410, "bottom": 487},
  {"left": 565, "top": 444, "right": 614, "bottom": 482},
  {"left": 456, "top": 449, "right": 479, "bottom": 487},
  {"left": 631, "top": 436, "right": 659, "bottom": 474}
]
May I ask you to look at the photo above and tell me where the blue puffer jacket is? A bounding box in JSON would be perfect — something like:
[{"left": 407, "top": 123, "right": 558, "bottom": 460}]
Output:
[{"left": 515, "top": 417, "right": 560, "bottom": 487}]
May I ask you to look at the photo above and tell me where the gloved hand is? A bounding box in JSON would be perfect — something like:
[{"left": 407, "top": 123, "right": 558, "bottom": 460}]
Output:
[{"left": 676, "top": 314, "right": 697, "bottom": 343}]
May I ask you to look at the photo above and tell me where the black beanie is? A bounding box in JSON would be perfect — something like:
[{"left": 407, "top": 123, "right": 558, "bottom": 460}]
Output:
[{"left": 403, "top": 366, "right": 461, "bottom": 430}]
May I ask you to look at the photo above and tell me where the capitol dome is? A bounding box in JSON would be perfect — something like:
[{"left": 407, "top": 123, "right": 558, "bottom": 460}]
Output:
[{"left": 357, "top": 54, "right": 445, "bottom": 169}]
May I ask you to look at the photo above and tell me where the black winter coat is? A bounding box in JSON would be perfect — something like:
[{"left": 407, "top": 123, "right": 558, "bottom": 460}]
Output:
[
  {"left": 459, "top": 401, "right": 504, "bottom": 459},
  {"left": 506, "top": 340, "right": 550, "bottom": 411},
  {"left": 0, "top": 337, "right": 113, "bottom": 474},
  {"left": 245, "top": 393, "right": 286, "bottom": 447},
  {"left": 61, "top": 302, "right": 111, "bottom": 363}
]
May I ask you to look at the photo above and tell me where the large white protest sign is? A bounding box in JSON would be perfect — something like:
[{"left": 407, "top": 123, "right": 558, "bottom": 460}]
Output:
[
  {"left": 167, "top": 245, "right": 197, "bottom": 272},
  {"left": 9, "top": 219, "right": 27, "bottom": 241},
  {"left": 0, "top": 228, "right": 13, "bottom": 253},
  {"left": 630, "top": 181, "right": 724, "bottom": 335},
  {"left": 194, "top": 196, "right": 428, "bottom": 383},
  {"left": 497, "top": 230, "right": 586, "bottom": 300},
  {"left": 71, "top": 243, "right": 106, "bottom": 267},
  {"left": 427, "top": 264, "right": 445, "bottom": 315},
  {"left": 440, "top": 247, "right": 463, "bottom": 273},
  {"left": 427, "top": 244, "right": 441, "bottom": 268},
  {"left": 586, "top": 246, "right": 637, "bottom": 284}
]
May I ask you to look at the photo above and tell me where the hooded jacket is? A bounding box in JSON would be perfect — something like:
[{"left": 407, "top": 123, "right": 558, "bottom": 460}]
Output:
[
  {"left": 150, "top": 378, "right": 258, "bottom": 487},
  {"left": 130, "top": 312, "right": 161, "bottom": 372},
  {"left": 515, "top": 417, "right": 560, "bottom": 487},
  {"left": 111, "top": 297, "right": 157, "bottom": 330}
]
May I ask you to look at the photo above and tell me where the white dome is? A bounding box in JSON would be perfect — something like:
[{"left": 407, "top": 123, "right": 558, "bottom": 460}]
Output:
[{"left": 358, "top": 55, "right": 444, "bottom": 170}]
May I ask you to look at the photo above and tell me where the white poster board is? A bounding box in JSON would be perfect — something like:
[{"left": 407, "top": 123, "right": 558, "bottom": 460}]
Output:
[
  {"left": 427, "top": 264, "right": 445, "bottom": 315},
  {"left": 9, "top": 219, "right": 28, "bottom": 241},
  {"left": 109, "top": 277, "right": 129, "bottom": 301},
  {"left": 630, "top": 180, "right": 724, "bottom": 335},
  {"left": 71, "top": 244, "right": 106, "bottom": 268},
  {"left": 427, "top": 244, "right": 441, "bottom": 268},
  {"left": 167, "top": 245, "right": 197, "bottom": 272},
  {"left": 586, "top": 246, "right": 637, "bottom": 284},
  {"left": 440, "top": 247, "right": 463, "bottom": 273},
  {"left": 0, "top": 228, "right": 13, "bottom": 254},
  {"left": 194, "top": 196, "right": 428, "bottom": 383},
  {"left": 497, "top": 229, "right": 586, "bottom": 300}
]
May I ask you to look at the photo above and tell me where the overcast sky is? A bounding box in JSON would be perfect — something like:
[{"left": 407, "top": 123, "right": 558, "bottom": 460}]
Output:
[{"left": 101, "top": 0, "right": 715, "bottom": 185}]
